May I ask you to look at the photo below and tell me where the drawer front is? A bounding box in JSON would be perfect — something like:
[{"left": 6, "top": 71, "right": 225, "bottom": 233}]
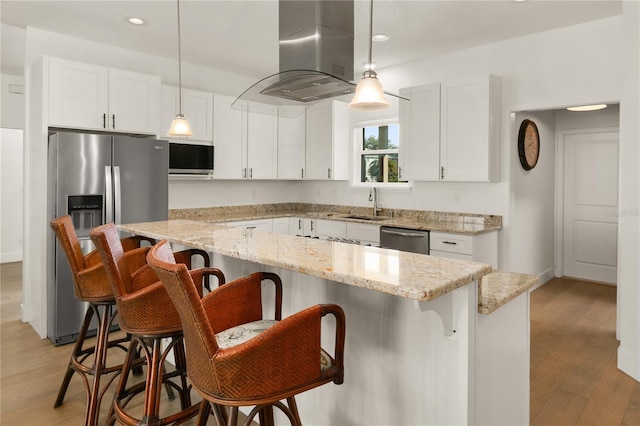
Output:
[
  {"left": 430, "top": 232, "right": 473, "bottom": 255},
  {"left": 347, "top": 223, "right": 380, "bottom": 244},
  {"left": 316, "top": 220, "right": 347, "bottom": 238},
  {"left": 429, "top": 249, "right": 473, "bottom": 262}
]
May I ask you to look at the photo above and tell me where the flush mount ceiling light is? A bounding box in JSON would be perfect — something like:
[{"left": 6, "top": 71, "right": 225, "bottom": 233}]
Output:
[
  {"left": 349, "top": 0, "right": 390, "bottom": 110},
  {"left": 566, "top": 104, "right": 608, "bottom": 112},
  {"left": 167, "top": 0, "right": 192, "bottom": 137},
  {"left": 128, "top": 17, "right": 145, "bottom": 25},
  {"left": 372, "top": 34, "right": 389, "bottom": 42}
]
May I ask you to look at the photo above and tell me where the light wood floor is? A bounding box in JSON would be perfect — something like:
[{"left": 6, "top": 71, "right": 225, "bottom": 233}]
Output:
[
  {"left": 530, "top": 277, "right": 640, "bottom": 425},
  {"left": 0, "top": 262, "right": 250, "bottom": 425},
  {"left": 2, "top": 263, "right": 639, "bottom": 425}
]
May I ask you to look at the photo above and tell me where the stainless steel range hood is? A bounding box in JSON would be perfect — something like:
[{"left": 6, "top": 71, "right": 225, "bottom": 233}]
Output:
[{"left": 233, "top": 0, "right": 356, "bottom": 115}]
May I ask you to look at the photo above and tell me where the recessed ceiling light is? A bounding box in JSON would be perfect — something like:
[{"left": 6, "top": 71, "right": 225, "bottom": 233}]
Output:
[
  {"left": 372, "top": 34, "right": 389, "bottom": 42},
  {"left": 128, "top": 17, "right": 145, "bottom": 25},
  {"left": 567, "top": 104, "right": 608, "bottom": 112}
]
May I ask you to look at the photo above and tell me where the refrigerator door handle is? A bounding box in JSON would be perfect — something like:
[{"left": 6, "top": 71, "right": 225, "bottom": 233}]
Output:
[
  {"left": 114, "top": 166, "right": 122, "bottom": 224},
  {"left": 105, "top": 165, "right": 113, "bottom": 223}
]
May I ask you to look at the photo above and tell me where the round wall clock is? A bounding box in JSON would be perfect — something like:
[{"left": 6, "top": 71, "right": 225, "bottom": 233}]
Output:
[{"left": 518, "top": 119, "right": 540, "bottom": 171}]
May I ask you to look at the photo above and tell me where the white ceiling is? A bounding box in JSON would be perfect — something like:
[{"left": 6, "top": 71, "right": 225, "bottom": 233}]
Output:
[{"left": 0, "top": 0, "right": 622, "bottom": 79}]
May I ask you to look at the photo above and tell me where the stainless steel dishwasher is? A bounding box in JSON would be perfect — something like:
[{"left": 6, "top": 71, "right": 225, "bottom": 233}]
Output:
[{"left": 379, "top": 226, "right": 429, "bottom": 254}]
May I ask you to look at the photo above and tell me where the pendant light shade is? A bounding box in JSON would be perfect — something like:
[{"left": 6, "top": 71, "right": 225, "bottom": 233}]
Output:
[
  {"left": 349, "top": 0, "right": 389, "bottom": 110},
  {"left": 168, "top": 114, "right": 192, "bottom": 136},
  {"left": 349, "top": 70, "right": 390, "bottom": 110},
  {"left": 167, "top": 0, "right": 192, "bottom": 137}
]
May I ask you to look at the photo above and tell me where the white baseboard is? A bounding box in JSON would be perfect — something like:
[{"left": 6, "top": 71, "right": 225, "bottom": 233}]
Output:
[
  {"left": 529, "top": 267, "right": 555, "bottom": 292},
  {"left": 1, "top": 251, "right": 22, "bottom": 263},
  {"left": 618, "top": 345, "right": 640, "bottom": 382}
]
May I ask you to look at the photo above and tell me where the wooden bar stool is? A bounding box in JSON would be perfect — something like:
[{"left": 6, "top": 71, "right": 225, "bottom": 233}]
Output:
[
  {"left": 148, "top": 240, "right": 346, "bottom": 426},
  {"left": 50, "top": 215, "right": 157, "bottom": 426},
  {"left": 89, "top": 223, "right": 224, "bottom": 426}
]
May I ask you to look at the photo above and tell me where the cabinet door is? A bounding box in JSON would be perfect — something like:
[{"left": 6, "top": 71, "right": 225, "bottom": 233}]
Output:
[
  {"left": 316, "top": 220, "right": 347, "bottom": 239},
  {"left": 48, "top": 57, "right": 108, "bottom": 130},
  {"left": 272, "top": 217, "right": 291, "bottom": 235},
  {"left": 213, "top": 94, "right": 244, "bottom": 179},
  {"left": 161, "top": 85, "right": 180, "bottom": 138},
  {"left": 440, "top": 75, "right": 493, "bottom": 182},
  {"left": 183, "top": 88, "right": 214, "bottom": 142},
  {"left": 108, "top": 68, "right": 160, "bottom": 134},
  {"left": 278, "top": 110, "right": 306, "bottom": 180},
  {"left": 247, "top": 103, "right": 278, "bottom": 179},
  {"left": 305, "top": 102, "right": 333, "bottom": 180},
  {"left": 399, "top": 83, "right": 440, "bottom": 181}
]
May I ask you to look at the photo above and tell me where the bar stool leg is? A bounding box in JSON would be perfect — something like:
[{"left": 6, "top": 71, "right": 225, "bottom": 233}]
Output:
[{"left": 53, "top": 306, "right": 94, "bottom": 408}]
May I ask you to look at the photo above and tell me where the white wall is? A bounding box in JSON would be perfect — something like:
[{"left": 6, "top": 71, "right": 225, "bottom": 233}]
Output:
[
  {"left": 509, "top": 111, "right": 556, "bottom": 279},
  {"left": 1, "top": 74, "right": 25, "bottom": 129},
  {"left": 0, "top": 128, "right": 24, "bottom": 262}
]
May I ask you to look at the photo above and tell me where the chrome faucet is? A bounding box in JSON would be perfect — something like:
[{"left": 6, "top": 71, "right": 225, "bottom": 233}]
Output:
[{"left": 369, "top": 186, "right": 381, "bottom": 216}]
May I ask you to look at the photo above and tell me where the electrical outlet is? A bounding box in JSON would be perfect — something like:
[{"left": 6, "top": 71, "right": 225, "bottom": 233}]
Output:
[{"left": 453, "top": 192, "right": 461, "bottom": 202}]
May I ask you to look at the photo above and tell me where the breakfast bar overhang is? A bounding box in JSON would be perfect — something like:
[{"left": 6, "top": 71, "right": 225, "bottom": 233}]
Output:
[{"left": 119, "top": 219, "right": 534, "bottom": 425}]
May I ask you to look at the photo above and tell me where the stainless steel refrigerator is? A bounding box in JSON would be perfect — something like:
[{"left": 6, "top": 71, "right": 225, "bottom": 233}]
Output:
[{"left": 47, "top": 131, "right": 168, "bottom": 345}]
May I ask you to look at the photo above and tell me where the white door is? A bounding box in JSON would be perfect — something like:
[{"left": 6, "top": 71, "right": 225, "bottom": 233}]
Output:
[{"left": 563, "top": 130, "right": 619, "bottom": 284}]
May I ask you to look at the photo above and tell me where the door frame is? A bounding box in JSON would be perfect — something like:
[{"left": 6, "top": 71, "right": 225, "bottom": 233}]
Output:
[{"left": 554, "top": 126, "right": 619, "bottom": 279}]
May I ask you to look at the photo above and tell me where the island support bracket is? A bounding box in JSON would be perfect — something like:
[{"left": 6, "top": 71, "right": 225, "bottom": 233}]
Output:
[{"left": 413, "top": 291, "right": 456, "bottom": 337}]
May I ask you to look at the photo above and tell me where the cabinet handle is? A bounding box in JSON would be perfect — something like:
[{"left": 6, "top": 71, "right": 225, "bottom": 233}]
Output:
[
  {"left": 328, "top": 168, "right": 331, "bottom": 179},
  {"left": 112, "top": 114, "right": 115, "bottom": 129},
  {"left": 310, "top": 220, "right": 314, "bottom": 232},
  {"left": 298, "top": 219, "right": 302, "bottom": 230},
  {"left": 441, "top": 166, "right": 445, "bottom": 180},
  {"left": 301, "top": 168, "right": 304, "bottom": 179},
  {"left": 243, "top": 168, "right": 247, "bottom": 178},
  {"left": 399, "top": 166, "right": 402, "bottom": 180},
  {"left": 102, "top": 113, "right": 106, "bottom": 129},
  {"left": 443, "top": 241, "right": 458, "bottom": 245},
  {"left": 249, "top": 168, "right": 253, "bottom": 179}
]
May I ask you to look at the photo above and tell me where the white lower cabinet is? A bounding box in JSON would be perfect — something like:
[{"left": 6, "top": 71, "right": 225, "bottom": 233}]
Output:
[
  {"left": 346, "top": 223, "right": 380, "bottom": 246},
  {"left": 289, "top": 218, "right": 317, "bottom": 238},
  {"left": 226, "top": 219, "right": 273, "bottom": 233},
  {"left": 429, "top": 231, "right": 498, "bottom": 269},
  {"left": 272, "top": 217, "right": 291, "bottom": 235},
  {"left": 316, "top": 220, "right": 347, "bottom": 239}
]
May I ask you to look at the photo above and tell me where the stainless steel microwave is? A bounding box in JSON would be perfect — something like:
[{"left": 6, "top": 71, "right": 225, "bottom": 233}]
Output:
[{"left": 169, "top": 143, "right": 214, "bottom": 175}]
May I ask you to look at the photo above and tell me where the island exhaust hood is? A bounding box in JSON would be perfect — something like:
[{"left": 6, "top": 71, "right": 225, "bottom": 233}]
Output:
[{"left": 233, "top": 0, "right": 356, "bottom": 114}]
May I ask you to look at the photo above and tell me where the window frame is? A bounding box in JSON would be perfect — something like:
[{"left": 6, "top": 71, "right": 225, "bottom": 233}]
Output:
[{"left": 351, "top": 117, "right": 411, "bottom": 189}]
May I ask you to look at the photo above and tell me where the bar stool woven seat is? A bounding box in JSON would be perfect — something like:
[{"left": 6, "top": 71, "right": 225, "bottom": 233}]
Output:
[
  {"left": 50, "top": 215, "right": 156, "bottom": 426},
  {"left": 148, "top": 240, "right": 346, "bottom": 426},
  {"left": 89, "top": 223, "right": 223, "bottom": 426}
]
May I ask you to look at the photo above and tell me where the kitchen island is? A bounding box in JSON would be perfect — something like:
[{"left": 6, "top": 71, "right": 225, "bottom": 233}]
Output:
[{"left": 120, "top": 219, "right": 535, "bottom": 425}]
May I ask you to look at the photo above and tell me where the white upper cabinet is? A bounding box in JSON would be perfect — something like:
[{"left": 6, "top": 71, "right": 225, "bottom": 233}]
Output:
[
  {"left": 399, "top": 83, "right": 441, "bottom": 181},
  {"left": 162, "top": 85, "right": 213, "bottom": 142},
  {"left": 277, "top": 110, "right": 306, "bottom": 180},
  {"left": 305, "top": 101, "right": 350, "bottom": 180},
  {"left": 400, "top": 75, "right": 501, "bottom": 182},
  {"left": 246, "top": 103, "right": 278, "bottom": 180},
  {"left": 440, "top": 74, "right": 501, "bottom": 182},
  {"left": 213, "top": 94, "right": 244, "bottom": 179},
  {"left": 48, "top": 57, "right": 160, "bottom": 135},
  {"left": 212, "top": 96, "right": 278, "bottom": 180}
]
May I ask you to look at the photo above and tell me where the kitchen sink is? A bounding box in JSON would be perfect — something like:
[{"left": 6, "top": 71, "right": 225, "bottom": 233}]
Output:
[{"left": 344, "top": 215, "right": 390, "bottom": 221}]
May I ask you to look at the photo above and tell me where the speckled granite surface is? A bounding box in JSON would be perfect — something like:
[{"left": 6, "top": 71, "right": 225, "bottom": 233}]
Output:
[
  {"left": 119, "top": 219, "right": 492, "bottom": 302},
  {"left": 169, "top": 203, "right": 502, "bottom": 235},
  {"left": 478, "top": 271, "right": 538, "bottom": 314}
]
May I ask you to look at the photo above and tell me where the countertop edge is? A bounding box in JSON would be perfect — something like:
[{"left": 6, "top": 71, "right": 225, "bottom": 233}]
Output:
[{"left": 478, "top": 271, "right": 539, "bottom": 315}]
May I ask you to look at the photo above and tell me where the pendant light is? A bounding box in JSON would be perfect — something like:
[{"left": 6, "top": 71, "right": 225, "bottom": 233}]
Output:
[
  {"left": 167, "top": 0, "right": 192, "bottom": 136},
  {"left": 349, "top": 0, "right": 390, "bottom": 110}
]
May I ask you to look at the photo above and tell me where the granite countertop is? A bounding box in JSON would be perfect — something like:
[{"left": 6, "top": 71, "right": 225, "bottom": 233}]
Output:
[
  {"left": 119, "top": 219, "right": 493, "bottom": 302},
  {"left": 169, "top": 203, "right": 503, "bottom": 235},
  {"left": 478, "top": 271, "right": 539, "bottom": 314}
]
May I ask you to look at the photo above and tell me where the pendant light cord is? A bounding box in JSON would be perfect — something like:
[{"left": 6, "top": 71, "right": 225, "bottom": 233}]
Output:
[
  {"left": 368, "top": 0, "right": 373, "bottom": 69},
  {"left": 177, "top": 0, "right": 183, "bottom": 115}
]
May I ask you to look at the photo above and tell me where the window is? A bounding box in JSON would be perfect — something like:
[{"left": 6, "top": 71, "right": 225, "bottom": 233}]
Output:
[{"left": 356, "top": 123, "right": 405, "bottom": 184}]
